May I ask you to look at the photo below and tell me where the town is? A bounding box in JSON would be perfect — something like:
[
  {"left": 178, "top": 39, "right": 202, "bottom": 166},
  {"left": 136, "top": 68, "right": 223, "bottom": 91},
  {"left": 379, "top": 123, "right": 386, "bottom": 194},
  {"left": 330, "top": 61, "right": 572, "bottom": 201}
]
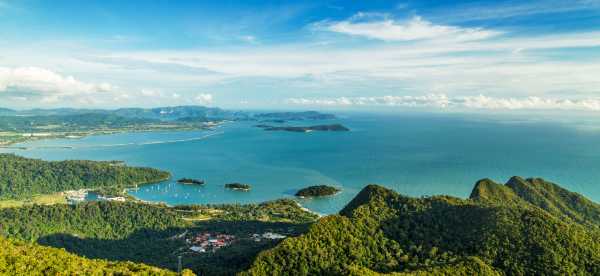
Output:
[{"left": 183, "top": 231, "right": 287, "bottom": 253}]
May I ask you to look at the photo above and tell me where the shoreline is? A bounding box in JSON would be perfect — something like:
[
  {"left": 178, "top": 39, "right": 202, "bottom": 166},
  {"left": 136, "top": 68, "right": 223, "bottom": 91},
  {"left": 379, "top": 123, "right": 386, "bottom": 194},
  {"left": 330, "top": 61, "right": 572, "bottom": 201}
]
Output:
[{"left": 0, "top": 122, "right": 227, "bottom": 148}]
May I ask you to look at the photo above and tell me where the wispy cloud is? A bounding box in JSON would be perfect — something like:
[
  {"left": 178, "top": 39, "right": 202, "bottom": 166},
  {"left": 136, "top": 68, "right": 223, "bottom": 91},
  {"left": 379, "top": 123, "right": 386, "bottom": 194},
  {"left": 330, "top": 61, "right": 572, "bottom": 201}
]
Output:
[
  {"left": 314, "top": 13, "right": 501, "bottom": 41},
  {"left": 428, "top": 0, "right": 600, "bottom": 22},
  {"left": 286, "top": 94, "right": 600, "bottom": 111}
]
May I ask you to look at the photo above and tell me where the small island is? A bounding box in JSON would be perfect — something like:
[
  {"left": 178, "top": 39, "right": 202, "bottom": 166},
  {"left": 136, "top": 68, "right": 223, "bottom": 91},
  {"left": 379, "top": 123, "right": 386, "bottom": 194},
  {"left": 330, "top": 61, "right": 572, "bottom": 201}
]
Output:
[
  {"left": 225, "top": 183, "right": 251, "bottom": 191},
  {"left": 256, "top": 124, "right": 350, "bottom": 133},
  {"left": 295, "top": 185, "right": 340, "bottom": 197},
  {"left": 177, "top": 178, "right": 205, "bottom": 185}
]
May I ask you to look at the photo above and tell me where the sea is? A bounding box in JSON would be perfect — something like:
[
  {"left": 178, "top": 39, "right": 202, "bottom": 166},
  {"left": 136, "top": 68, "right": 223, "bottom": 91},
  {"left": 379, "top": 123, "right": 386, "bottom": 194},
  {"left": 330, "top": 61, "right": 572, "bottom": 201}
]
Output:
[{"left": 3, "top": 112, "right": 600, "bottom": 214}]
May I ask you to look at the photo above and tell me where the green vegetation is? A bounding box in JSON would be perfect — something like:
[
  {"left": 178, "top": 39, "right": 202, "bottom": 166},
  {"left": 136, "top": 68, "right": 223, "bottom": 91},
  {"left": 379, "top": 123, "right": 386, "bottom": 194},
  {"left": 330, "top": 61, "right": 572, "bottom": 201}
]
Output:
[
  {"left": 0, "top": 199, "right": 317, "bottom": 275},
  {"left": 0, "top": 107, "right": 229, "bottom": 145},
  {"left": 0, "top": 113, "right": 155, "bottom": 133},
  {"left": 225, "top": 182, "right": 251, "bottom": 191},
  {"left": 243, "top": 179, "right": 600, "bottom": 275},
  {"left": 0, "top": 236, "right": 192, "bottom": 275},
  {"left": 2, "top": 171, "right": 599, "bottom": 275},
  {"left": 0, "top": 154, "right": 169, "bottom": 200},
  {"left": 0, "top": 201, "right": 186, "bottom": 241},
  {"left": 295, "top": 185, "right": 340, "bottom": 197},
  {"left": 177, "top": 178, "right": 205, "bottom": 185},
  {"left": 0, "top": 193, "right": 67, "bottom": 208}
]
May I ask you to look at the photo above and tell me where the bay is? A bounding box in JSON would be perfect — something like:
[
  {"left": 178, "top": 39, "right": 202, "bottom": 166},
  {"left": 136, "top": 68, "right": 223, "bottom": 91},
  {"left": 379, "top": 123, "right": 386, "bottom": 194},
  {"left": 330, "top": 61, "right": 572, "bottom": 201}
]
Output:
[{"left": 3, "top": 112, "right": 600, "bottom": 214}]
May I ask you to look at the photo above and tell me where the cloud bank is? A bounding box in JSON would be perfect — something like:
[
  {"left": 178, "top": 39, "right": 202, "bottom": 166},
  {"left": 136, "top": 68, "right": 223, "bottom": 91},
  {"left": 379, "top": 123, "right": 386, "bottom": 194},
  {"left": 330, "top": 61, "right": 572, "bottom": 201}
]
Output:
[
  {"left": 285, "top": 94, "right": 600, "bottom": 111},
  {"left": 0, "top": 67, "right": 112, "bottom": 94}
]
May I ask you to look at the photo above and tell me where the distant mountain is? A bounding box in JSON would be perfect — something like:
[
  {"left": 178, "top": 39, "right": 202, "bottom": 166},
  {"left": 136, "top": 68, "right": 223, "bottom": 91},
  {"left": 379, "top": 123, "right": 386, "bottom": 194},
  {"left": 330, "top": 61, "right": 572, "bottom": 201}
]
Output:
[
  {"left": 243, "top": 179, "right": 600, "bottom": 275},
  {"left": 112, "top": 106, "right": 241, "bottom": 121},
  {"left": 0, "top": 106, "right": 338, "bottom": 122}
]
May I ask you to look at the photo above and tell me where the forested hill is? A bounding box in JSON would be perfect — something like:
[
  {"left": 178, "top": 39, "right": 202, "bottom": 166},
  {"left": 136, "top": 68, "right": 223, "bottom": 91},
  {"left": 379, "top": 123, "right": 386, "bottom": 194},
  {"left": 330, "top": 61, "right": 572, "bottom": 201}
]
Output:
[
  {"left": 471, "top": 176, "right": 600, "bottom": 229},
  {"left": 0, "top": 154, "right": 169, "bottom": 199},
  {"left": 0, "top": 236, "right": 193, "bottom": 275},
  {"left": 0, "top": 199, "right": 317, "bottom": 275},
  {"left": 243, "top": 178, "right": 600, "bottom": 275}
]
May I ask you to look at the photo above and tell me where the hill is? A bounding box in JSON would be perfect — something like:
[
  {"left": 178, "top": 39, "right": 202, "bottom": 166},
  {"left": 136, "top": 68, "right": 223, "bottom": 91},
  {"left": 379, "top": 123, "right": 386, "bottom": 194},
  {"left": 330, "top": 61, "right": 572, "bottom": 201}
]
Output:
[
  {"left": 470, "top": 176, "right": 600, "bottom": 229},
  {"left": 0, "top": 154, "right": 169, "bottom": 200},
  {"left": 0, "top": 236, "right": 190, "bottom": 275},
  {"left": 243, "top": 179, "right": 600, "bottom": 275},
  {"left": 0, "top": 199, "right": 317, "bottom": 275}
]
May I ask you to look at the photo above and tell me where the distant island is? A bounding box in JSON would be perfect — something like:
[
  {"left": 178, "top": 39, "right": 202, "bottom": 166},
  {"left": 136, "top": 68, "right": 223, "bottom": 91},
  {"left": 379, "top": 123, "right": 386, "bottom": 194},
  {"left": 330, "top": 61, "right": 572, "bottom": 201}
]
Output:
[
  {"left": 295, "top": 185, "right": 341, "bottom": 197},
  {"left": 254, "top": 111, "right": 335, "bottom": 121},
  {"left": 256, "top": 124, "right": 350, "bottom": 133},
  {"left": 225, "top": 183, "right": 251, "bottom": 191},
  {"left": 177, "top": 178, "right": 205, "bottom": 185}
]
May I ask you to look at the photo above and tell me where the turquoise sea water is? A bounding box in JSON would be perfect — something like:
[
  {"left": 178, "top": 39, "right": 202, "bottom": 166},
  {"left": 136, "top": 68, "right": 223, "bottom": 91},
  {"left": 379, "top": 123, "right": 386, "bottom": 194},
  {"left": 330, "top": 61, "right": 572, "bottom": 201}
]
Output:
[{"left": 2, "top": 112, "right": 600, "bottom": 214}]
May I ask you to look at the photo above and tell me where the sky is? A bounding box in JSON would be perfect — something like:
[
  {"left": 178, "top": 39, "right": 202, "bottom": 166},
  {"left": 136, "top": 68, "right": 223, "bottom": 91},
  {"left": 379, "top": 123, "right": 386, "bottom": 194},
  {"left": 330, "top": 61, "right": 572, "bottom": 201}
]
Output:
[{"left": 1, "top": 0, "right": 600, "bottom": 111}]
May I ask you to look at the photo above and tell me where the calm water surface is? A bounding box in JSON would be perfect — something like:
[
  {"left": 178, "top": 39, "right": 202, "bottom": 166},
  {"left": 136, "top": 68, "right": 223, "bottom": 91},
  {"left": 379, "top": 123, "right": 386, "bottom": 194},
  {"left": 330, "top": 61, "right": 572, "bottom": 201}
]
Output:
[{"left": 3, "top": 113, "right": 600, "bottom": 214}]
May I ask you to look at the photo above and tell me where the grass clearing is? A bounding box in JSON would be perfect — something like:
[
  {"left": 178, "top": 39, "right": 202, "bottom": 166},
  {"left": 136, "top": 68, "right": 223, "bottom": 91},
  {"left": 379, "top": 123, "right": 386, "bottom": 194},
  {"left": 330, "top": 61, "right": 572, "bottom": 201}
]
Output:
[{"left": 0, "top": 193, "right": 67, "bottom": 208}]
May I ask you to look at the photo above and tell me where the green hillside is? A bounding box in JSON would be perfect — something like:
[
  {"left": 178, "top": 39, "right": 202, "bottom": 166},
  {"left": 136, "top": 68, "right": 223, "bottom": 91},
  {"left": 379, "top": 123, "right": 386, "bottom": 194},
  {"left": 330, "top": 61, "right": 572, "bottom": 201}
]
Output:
[
  {"left": 0, "top": 236, "right": 191, "bottom": 275},
  {"left": 0, "top": 154, "right": 169, "bottom": 200},
  {"left": 243, "top": 180, "right": 600, "bottom": 275},
  {"left": 471, "top": 176, "right": 600, "bottom": 229},
  {"left": 0, "top": 199, "right": 317, "bottom": 275}
]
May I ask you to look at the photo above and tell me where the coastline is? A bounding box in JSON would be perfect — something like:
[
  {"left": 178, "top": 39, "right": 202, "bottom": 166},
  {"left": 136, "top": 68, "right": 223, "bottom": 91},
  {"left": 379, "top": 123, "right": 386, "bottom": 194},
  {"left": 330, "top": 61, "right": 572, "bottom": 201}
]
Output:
[{"left": 0, "top": 123, "right": 225, "bottom": 148}]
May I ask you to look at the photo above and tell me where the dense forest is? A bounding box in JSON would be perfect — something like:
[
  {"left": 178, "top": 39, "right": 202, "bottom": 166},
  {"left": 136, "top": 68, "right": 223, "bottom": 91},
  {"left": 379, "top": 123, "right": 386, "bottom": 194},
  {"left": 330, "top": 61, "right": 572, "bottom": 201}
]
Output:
[
  {"left": 0, "top": 199, "right": 317, "bottom": 275},
  {"left": 0, "top": 236, "right": 192, "bottom": 275},
  {"left": 2, "top": 174, "right": 599, "bottom": 275},
  {"left": 242, "top": 178, "right": 600, "bottom": 275},
  {"left": 0, "top": 154, "right": 170, "bottom": 199}
]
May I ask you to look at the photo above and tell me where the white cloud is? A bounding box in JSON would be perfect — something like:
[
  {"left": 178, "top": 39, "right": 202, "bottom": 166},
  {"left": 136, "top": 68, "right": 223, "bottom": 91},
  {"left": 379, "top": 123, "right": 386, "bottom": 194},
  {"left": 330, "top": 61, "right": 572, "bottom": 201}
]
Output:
[
  {"left": 0, "top": 66, "right": 113, "bottom": 95},
  {"left": 316, "top": 15, "right": 501, "bottom": 42},
  {"left": 2, "top": 10, "right": 600, "bottom": 108},
  {"left": 286, "top": 94, "right": 600, "bottom": 111},
  {"left": 195, "top": 93, "right": 214, "bottom": 105}
]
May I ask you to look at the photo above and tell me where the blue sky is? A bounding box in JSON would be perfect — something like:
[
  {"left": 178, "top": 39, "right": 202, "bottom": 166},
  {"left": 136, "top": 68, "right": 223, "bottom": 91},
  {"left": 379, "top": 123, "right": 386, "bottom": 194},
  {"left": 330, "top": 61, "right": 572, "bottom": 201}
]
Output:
[{"left": 1, "top": 0, "right": 600, "bottom": 110}]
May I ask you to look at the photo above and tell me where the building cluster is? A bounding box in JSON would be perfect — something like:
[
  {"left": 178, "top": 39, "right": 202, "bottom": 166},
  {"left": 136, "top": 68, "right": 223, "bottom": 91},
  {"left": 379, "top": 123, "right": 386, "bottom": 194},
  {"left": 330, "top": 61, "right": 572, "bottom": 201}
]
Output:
[
  {"left": 251, "top": 232, "right": 287, "bottom": 242},
  {"left": 185, "top": 231, "right": 288, "bottom": 253},
  {"left": 98, "top": 195, "right": 127, "bottom": 202},
  {"left": 187, "top": 232, "right": 236, "bottom": 253},
  {"left": 64, "top": 189, "right": 88, "bottom": 204}
]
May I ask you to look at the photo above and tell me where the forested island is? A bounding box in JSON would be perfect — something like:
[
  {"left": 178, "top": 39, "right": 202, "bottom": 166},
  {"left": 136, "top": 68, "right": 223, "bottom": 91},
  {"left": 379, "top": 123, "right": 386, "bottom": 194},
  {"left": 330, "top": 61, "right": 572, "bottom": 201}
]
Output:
[
  {"left": 177, "top": 178, "right": 205, "bottom": 185},
  {"left": 295, "top": 185, "right": 341, "bottom": 197},
  {"left": 225, "top": 183, "right": 251, "bottom": 191},
  {"left": 256, "top": 124, "right": 350, "bottom": 133}
]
